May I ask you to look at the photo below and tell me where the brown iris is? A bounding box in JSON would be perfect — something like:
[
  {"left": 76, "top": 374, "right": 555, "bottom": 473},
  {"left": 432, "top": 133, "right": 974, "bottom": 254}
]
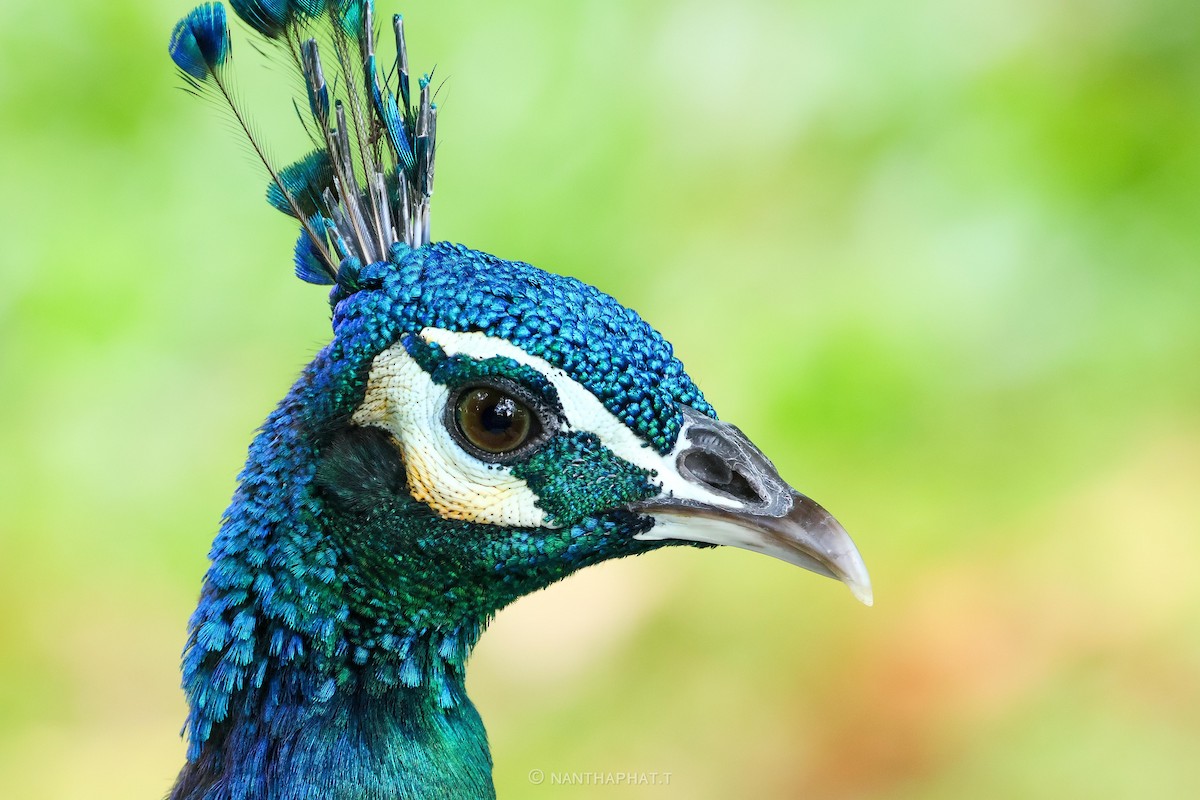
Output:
[{"left": 454, "top": 387, "right": 535, "bottom": 454}]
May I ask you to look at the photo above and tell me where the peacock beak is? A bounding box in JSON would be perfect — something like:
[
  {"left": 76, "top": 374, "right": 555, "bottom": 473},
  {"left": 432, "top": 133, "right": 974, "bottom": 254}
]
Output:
[{"left": 631, "top": 406, "right": 873, "bottom": 606}]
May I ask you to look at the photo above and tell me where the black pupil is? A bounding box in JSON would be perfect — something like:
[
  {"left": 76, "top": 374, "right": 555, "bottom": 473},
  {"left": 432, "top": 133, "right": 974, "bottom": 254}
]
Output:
[
  {"left": 481, "top": 396, "right": 517, "bottom": 434},
  {"left": 457, "top": 387, "right": 535, "bottom": 454}
]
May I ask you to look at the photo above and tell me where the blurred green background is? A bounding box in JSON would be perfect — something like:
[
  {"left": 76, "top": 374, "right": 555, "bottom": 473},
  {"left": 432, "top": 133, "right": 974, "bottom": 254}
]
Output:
[{"left": 2, "top": 0, "right": 1199, "bottom": 797}]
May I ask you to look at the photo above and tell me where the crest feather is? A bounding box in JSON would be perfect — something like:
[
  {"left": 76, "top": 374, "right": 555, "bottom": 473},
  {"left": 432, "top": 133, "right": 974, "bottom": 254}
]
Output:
[{"left": 168, "top": 0, "right": 440, "bottom": 289}]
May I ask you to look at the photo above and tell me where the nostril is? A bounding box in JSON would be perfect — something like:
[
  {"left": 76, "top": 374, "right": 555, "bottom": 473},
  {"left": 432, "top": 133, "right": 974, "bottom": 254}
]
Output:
[
  {"left": 680, "top": 450, "right": 762, "bottom": 505},
  {"left": 722, "top": 469, "right": 761, "bottom": 505},
  {"left": 682, "top": 450, "right": 732, "bottom": 485}
]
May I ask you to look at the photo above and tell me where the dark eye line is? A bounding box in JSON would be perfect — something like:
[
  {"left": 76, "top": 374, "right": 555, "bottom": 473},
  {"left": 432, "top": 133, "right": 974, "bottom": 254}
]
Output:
[
  {"left": 403, "top": 335, "right": 565, "bottom": 418},
  {"left": 456, "top": 366, "right": 562, "bottom": 418},
  {"left": 455, "top": 376, "right": 554, "bottom": 421}
]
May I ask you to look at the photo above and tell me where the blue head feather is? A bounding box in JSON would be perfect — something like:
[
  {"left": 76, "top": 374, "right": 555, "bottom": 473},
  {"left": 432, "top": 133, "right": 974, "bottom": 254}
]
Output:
[
  {"left": 267, "top": 150, "right": 334, "bottom": 218},
  {"left": 169, "top": 3, "right": 230, "bottom": 82},
  {"left": 334, "top": 0, "right": 367, "bottom": 35},
  {"left": 293, "top": 219, "right": 334, "bottom": 285},
  {"left": 292, "top": 0, "right": 328, "bottom": 18},
  {"left": 229, "top": 0, "right": 290, "bottom": 38}
]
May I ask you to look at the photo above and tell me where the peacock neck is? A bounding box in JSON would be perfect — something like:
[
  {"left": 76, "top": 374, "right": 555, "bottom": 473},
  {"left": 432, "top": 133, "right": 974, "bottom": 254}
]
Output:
[
  {"left": 174, "top": 347, "right": 498, "bottom": 799},
  {"left": 173, "top": 624, "right": 496, "bottom": 800}
]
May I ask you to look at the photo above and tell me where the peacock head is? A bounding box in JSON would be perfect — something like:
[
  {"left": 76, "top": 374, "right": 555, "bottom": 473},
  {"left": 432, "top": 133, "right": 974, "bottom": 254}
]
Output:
[
  {"left": 169, "top": 1, "right": 869, "bottom": 760},
  {"left": 303, "top": 243, "right": 871, "bottom": 638}
]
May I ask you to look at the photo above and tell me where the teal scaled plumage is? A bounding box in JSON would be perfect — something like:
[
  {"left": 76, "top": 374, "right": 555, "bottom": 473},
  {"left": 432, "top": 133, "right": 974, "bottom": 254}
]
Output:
[{"left": 167, "top": 3, "right": 872, "bottom": 799}]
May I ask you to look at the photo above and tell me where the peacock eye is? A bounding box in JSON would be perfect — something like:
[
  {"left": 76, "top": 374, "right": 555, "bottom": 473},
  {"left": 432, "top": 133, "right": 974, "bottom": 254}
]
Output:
[{"left": 451, "top": 384, "right": 545, "bottom": 459}]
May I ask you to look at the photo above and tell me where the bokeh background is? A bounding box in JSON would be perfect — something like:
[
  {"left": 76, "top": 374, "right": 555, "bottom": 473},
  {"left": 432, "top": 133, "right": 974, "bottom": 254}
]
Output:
[{"left": 2, "top": 0, "right": 1198, "bottom": 797}]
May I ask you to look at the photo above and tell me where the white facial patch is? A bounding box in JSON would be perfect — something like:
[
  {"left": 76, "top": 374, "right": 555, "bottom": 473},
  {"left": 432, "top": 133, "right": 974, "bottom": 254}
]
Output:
[{"left": 352, "top": 339, "right": 549, "bottom": 527}]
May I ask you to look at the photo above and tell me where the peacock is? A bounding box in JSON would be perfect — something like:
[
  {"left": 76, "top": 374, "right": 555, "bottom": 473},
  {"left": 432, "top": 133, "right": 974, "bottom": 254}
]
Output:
[{"left": 165, "top": 2, "right": 871, "bottom": 798}]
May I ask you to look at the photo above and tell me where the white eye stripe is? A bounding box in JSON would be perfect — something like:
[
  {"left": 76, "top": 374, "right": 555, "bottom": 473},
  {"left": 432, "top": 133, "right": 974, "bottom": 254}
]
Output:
[{"left": 419, "top": 329, "right": 737, "bottom": 508}]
